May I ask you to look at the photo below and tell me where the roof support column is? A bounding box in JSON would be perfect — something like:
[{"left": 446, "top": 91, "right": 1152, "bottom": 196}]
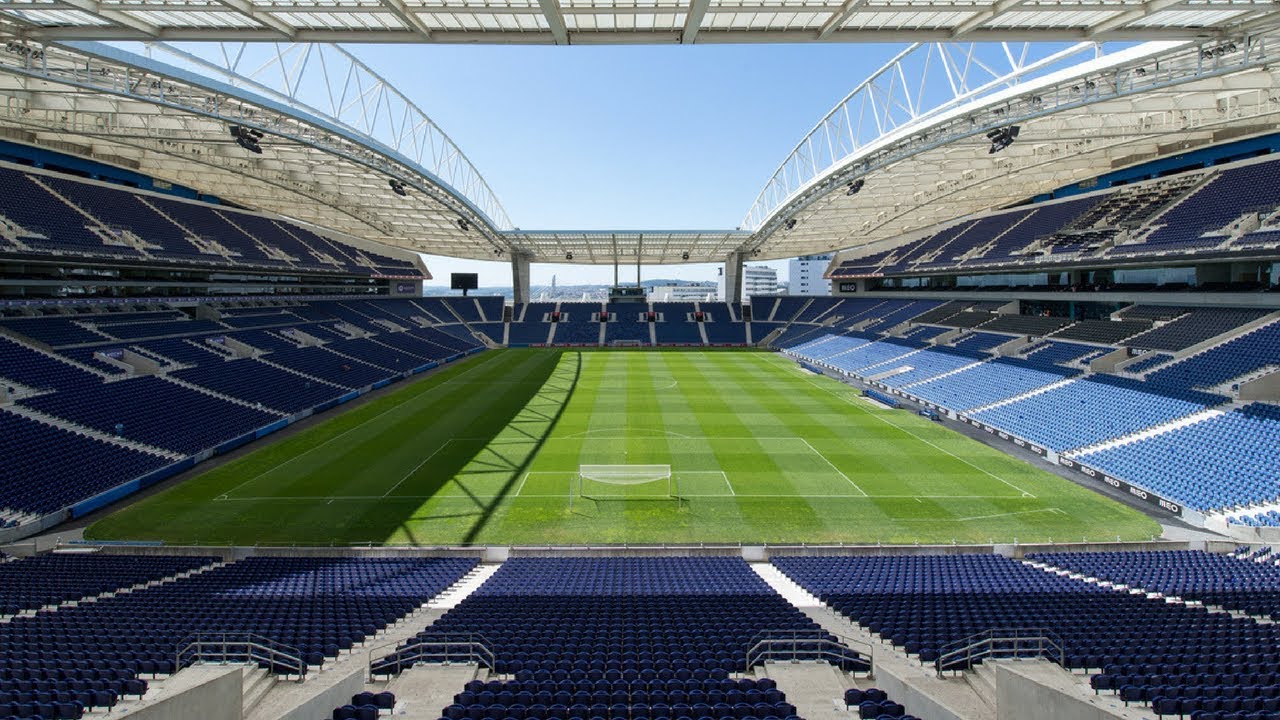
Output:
[
  {"left": 511, "top": 252, "right": 532, "bottom": 305},
  {"left": 722, "top": 251, "right": 745, "bottom": 304}
]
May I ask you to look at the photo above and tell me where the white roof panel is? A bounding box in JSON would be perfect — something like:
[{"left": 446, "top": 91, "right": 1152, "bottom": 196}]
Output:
[{"left": 4, "top": 0, "right": 1274, "bottom": 41}]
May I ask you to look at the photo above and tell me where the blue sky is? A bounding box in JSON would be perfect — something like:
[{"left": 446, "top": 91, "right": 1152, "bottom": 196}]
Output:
[{"left": 352, "top": 42, "right": 904, "bottom": 286}]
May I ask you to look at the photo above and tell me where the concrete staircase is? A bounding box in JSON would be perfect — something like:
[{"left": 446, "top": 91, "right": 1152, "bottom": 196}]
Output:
[
  {"left": 257, "top": 355, "right": 352, "bottom": 391},
  {"left": 430, "top": 563, "right": 502, "bottom": 610},
  {"left": 241, "top": 666, "right": 277, "bottom": 719},
  {"left": 963, "top": 376, "right": 1079, "bottom": 415},
  {"left": 0, "top": 334, "right": 112, "bottom": 379},
  {"left": 899, "top": 360, "right": 986, "bottom": 389},
  {"left": 1, "top": 404, "right": 183, "bottom": 460},
  {"left": 751, "top": 562, "right": 999, "bottom": 720},
  {"left": 244, "top": 562, "right": 500, "bottom": 720},
  {"left": 752, "top": 662, "right": 853, "bottom": 720},
  {"left": 162, "top": 374, "right": 291, "bottom": 415},
  {"left": 374, "top": 663, "right": 487, "bottom": 720},
  {"left": 1064, "top": 404, "right": 1231, "bottom": 458},
  {"left": 410, "top": 300, "right": 450, "bottom": 325},
  {"left": 0, "top": 556, "right": 225, "bottom": 622}
]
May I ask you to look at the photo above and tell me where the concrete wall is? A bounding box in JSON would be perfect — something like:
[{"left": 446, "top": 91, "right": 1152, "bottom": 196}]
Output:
[
  {"left": 128, "top": 666, "right": 242, "bottom": 720},
  {"left": 870, "top": 663, "right": 972, "bottom": 720},
  {"left": 1239, "top": 370, "right": 1280, "bottom": 402},
  {"left": 276, "top": 667, "right": 366, "bottom": 720},
  {"left": 47, "top": 539, "right": 1238, "bottom": 562},
  {"left": 1091, "top": 347, "right": 1133, "bottom": 373},
  {"left": 994, "top": 663, "right": 1127, "bottom": 720}
]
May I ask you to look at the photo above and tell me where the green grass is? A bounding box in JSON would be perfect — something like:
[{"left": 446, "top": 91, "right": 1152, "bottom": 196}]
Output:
[{"left": 85, "top": 348, "right": 1161, "bottom": 546}]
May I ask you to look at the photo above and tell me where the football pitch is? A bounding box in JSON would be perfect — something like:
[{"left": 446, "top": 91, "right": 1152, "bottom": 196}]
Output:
[{"left": 86, "top": 348, "right": 1161, "bottom": 546}]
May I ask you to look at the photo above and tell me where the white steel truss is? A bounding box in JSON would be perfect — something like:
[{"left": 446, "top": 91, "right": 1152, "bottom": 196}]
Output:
[
  {"left": 0, "top": 29, "right": 1279, "bottom": 265},
  {"left": 742, "top": 30, "right": 1280, "bottom": 260},
  {"left": 139, "top": 41, "right": 512, "bottom": 231},
  {"left": 0, "top": 38, "right": 515, "bottom": 259},
  {"left": 1, "top": 0, "right": 1277, "bottom": 45}
]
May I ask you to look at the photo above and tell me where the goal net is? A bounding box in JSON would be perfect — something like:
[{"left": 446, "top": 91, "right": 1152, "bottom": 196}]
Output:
[{"left": 572, "top": 464, "right": 677, "bottom": 508}]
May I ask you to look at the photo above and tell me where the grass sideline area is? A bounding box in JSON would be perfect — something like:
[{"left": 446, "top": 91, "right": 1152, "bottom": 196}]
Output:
[{"left": 86, "top": 348, "right": 1161, "bottom": 546}]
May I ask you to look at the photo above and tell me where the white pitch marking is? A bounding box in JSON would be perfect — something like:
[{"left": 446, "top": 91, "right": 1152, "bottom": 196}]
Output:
[
  {"left": 213, "top": 492, "right": 1025, "bottom": 502},
  {"left": 382, "top": 439, "right": 455, "bottom": 497},
  {"left": 219, "top": 351, "right": 510, "bottom": 499},
  {"left": 788, "top": 366, "right": 1038, "bottom": 499},
  {"left": 561, "top": 428, "right": 692, "bottom": 439},
  {"left": 798, "top": 437, "right": 867, "bottom": 496},
  {"left": 954, "top": 508, "right": 1066, "bottom": 522}
]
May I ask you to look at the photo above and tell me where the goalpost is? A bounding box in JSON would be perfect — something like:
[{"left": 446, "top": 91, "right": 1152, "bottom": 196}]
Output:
[{"left": 571, "top": 464, "right": 678, "bottom": 509}]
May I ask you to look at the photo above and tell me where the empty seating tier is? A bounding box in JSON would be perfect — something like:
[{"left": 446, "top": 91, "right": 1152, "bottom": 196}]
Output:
[
  {"left": 1028, "top": 550, "right": 1280, "bottom": 620},
  {"left": 0, "top": 555, "right": 475, "bottom": 710},
  {"left": 376, "top": 557, "right": 871, "bottom": 720},
  {"left": 380, "top": 557, "right": 863, "bottom": 676},
  {"left": 0, "top": 554, "right": 216, "bottom": 616},
  {"left": 773, "top": 553, "right": 1280, "bottom": 716}
]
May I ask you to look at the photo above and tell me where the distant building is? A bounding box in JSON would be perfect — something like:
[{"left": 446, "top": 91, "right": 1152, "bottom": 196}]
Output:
[
  {"left": 789, "top": 254, "right": 833, "bottom": 296},
  {"left": 718, "top": 265, "right": 779, "bottom": 303},
  {"left": 649, "top": 282, "right": 717, "bottom": 302}
]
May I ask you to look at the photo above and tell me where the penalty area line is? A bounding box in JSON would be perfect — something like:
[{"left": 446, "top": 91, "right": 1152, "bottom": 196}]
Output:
[
  {"left": 793, "top": 372, "right": 1038, "bottom": 499},
  {"left": 799, "top": 438, "right": 867, "bottom": 496},
  {"left": 217, "top": 351, "right": 509, "bottom": 501},
  {"left": 382, "top": 440, "right": 454, "bottom": 497}
]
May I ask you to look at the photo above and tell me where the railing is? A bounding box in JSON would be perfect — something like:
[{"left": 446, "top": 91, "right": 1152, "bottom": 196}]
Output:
[
  {"left": 933, "top": 628, "right": 1064, "bottom": 677},
  {"left": 367, "top": 632, "right": 495, "bottom": 680},
  {"left": 176, "top": 632, "right": 307, "bottom": 681},
  {"left": 744, "top": 630, "right": 874, "bottom": 678}
]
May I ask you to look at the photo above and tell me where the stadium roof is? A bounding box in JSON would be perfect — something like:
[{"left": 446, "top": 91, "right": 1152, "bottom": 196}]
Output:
[
  {"left": 2, "top": 0, "right": 1278, "bottom": 44},
  {"left": 0, "top": 27, "right": 1278, "bottom": 265},
  {"left": 745, "top": 34, "right": 1280, "bottom": 261}
]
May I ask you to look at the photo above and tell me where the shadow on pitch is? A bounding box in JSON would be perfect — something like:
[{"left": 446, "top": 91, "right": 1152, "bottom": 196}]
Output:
[{"left": 388, "top": 349, "right": 581, "bottom": 545}]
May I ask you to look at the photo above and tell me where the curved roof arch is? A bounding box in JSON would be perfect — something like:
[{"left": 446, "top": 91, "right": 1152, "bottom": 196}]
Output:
[
  {"left": 746, "top": 29, "right": 1280, "bottom": 261},
  {"left": 0, "top": 38, "right": 516, "bottom": 259},
  {"left": 137, "top": 41, "right": 513, "bottom": 230},
  {"left": 1, "top": 25, "right": 1279, "bottom": 266}
]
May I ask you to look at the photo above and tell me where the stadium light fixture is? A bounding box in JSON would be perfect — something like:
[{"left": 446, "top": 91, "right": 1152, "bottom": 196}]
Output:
[
  {"left": 987, "top": 126, "right": 1020, "bottom": 154},
  {"left": 566, "top": 252, "right": 574, "bottom": 260},
  {"left": 681, "top": 251, "right": 690, "bottom": 261},
  {"left": 389, "top": 179, "right": 407, "bottom": 197},
  {"left": 457, "top": 218, "right": 470, "bottom": 232},
  {"left": 784, "top": 218, "right": 797, "bottom": 230},
  {"left": 228, "top": 125, "right": 263, "bottom": 154},
  {"left": 846, "top": 179, "right": 865, "bottom": 196}
]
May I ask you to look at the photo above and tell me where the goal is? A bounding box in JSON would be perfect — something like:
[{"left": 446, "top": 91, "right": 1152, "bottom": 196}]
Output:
[{"left": 571, "top": 464, "right": 677, "bottom": 509}]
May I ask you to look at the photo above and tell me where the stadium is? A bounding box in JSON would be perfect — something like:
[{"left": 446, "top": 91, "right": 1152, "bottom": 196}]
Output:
[{"left": 1, "top": 2, "right": 1280, "bottom": 719}]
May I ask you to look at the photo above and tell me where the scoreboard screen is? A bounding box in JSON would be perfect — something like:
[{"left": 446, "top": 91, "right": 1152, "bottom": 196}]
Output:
[{"left": 609, "top": 286, "right": 647, "bottom": 303}]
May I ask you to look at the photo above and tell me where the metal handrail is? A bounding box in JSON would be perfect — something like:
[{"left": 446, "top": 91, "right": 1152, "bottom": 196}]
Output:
[
  {"left": 176, "top": 632, "right": 307, "bottom": 682},
  {"left": 746, "top": 628, "right": 875, "bottom": 658},
  {"left": 744, "top": 630, "right": 874, "bottom": 678},
  {"left": 933, "top": 627, "right": 1064, "bottom": 677},
  {"left": 368, "top": 631, "right": 496, "bottom": 679}
]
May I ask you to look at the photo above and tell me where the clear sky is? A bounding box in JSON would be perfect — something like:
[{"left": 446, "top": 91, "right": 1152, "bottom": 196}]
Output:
[{"left": 350, "top": 42, "right": 905, "bottom": 286}]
